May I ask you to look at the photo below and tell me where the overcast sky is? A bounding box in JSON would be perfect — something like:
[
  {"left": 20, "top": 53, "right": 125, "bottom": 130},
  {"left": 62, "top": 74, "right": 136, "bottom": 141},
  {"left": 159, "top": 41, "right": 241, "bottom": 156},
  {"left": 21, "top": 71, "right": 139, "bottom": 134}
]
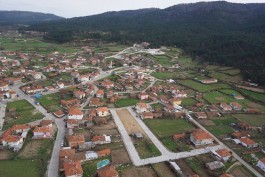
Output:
[{"left": 0, "top": 0, "right": 264, "bottom": 18}]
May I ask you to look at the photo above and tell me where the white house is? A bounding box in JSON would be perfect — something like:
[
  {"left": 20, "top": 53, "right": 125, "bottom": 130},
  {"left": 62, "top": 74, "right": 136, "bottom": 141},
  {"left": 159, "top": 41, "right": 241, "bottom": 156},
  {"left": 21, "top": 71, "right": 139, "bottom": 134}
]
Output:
[
  {"left": 239, "top": 137, "right": 259, "bottom": 148},
  {"left": 33, "top": 126, "right": 52, "bottom": 139},
  {"left": 33, "top": 72, "right": 42, "bottom": 80},
  {"left": 1, "top": 135, "right": 23, "bottom": 148},
  {"left": 97, "top": 107, "right": 109, "bottom": 117},
  {"left": 68, "top": 107, "right": 84, "bottom": 119},
  {"left": 92, "top": 135, "right": 111, "bottom": 145},
  {"left": 0, "top": 82, "right": 9, "bottom": 91},
  {"left": 78, "top": 74, "right": 90, "bottom": 83},
  {"left": 190, "top": 129, "right": 214, "bottom": 146},
  {"left": 257, "top": 158, "right": 265, "bottom": 173},
  {"left": 211, "top": 149, "right": 232, "bottom": 162},
  {"left": 136, "top": 102, "right": 149, "bottom": 114},
  {"left": 57, "top": 81, "right": 65, "bottom": 89}
]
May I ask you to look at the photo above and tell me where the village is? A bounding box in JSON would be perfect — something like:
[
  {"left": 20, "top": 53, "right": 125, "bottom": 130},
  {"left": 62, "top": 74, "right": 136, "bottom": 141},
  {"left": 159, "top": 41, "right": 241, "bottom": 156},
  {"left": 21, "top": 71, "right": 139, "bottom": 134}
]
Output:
[{"left": 0, "top": 33, "right": 265, "bottom": 177}]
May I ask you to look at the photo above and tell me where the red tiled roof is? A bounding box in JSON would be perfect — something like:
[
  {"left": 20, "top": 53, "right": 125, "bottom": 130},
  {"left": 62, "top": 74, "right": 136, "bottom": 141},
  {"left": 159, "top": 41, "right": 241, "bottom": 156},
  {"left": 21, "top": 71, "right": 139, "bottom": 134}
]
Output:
[
  {"left": 97, "top": 165, "right": 118, "bottom": 177},
  {"left": 63, "top": 161, "right": 83, "bottom": 177},
  {"left": 191, "top": 129, "right": 212, "bottom": 140}
]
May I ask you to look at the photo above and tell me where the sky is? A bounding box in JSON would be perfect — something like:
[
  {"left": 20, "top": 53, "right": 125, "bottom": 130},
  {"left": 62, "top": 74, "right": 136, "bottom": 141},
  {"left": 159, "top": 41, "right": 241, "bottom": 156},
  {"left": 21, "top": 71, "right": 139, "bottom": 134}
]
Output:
[{"left": 0, "top": 0, "right": 265, "bottom": 18}]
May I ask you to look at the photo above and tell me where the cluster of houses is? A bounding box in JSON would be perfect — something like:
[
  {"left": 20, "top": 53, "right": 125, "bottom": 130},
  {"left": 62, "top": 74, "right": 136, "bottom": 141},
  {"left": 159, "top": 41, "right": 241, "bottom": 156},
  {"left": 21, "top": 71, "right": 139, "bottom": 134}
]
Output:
[{"left": 0, "top": 120, "right": 54, "bottom": 151}]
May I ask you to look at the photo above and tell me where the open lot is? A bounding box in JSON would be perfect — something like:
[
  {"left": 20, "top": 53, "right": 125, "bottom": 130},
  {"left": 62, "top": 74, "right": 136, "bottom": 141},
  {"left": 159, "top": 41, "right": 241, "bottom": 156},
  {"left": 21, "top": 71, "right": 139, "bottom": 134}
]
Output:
[
  {"left": 152, "top": 55, "right": 175, "bottom": 67},
  {"left": 151, "top": 72, "right": 175, "bottom": 80},
  {"left": 240, "top": 89, "right": 265, "bottom": 104},
  {"left": 229, "top": 165, "right": 256, "bottom": 177},
  {"left": 233, "top": 114, "right": 265, "bottom": 127},
  {"left": 4, "top": 99, "right": 44, "bottom": 129},
  {"left": 144, "top": 118, "right": 195, "bottom": 138},
  {"left": 152, "top": 162, "right": 176, "bottom": 177},
  {"left": 0, "top": 160, "right": 39, "bottom": 177},
  {"left": 115, "top": 98, "right": 140, "bottom": 108},
  {"left": 182, "top": 97, "right": 197, "bottom": 106},
  {"left": 37, "top": 92, "right": 62, "bottom": 112},
  {"left": 178, "top": 80, "right": 231, "bottom": 92},
  {"left": 111, "top": 148, "right": 131, "bottom": 165},
  {"left": 121, "top": 166, "right": 158, "bottom": 177}
]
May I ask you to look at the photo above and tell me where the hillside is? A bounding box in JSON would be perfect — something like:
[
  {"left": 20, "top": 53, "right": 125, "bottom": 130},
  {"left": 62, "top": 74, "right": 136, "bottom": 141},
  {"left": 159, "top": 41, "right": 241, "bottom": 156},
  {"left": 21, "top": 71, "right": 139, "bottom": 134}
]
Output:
[
  {"left": 24, "top": 1, "right": 265, "bottom": 85},
  {"left": 0, "top": 11, "right": 64, "bottom": 25}
]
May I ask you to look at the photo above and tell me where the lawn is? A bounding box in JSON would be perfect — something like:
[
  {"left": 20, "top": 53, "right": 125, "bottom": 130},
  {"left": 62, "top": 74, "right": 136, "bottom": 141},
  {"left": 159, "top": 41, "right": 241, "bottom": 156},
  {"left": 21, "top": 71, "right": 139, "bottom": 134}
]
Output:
[
  {"left": 153, "top": 55, "right": 174, "bottom": 67},
  {"left": 185, "top": 157, "right": 209, "bottom": 177},
  {"left": 4, "top": 100, "right": 44, "bottom": 129},
  {"left": 209, "top": 72, "right": 243, "bottom": 83},
  {"left": 151, "top": 72, "right": 175, "bottom": 80},
  {"left": 240, "top": 89, "right": 265, "bottom": 104},
  {"left": 115, "top": 98, "right": 139, "bottom": 107},
  {"left": 83, "top": 158, "right": 110, "bottom": 177},
  {"left": 144, "top": 119, "right": 194, "bottom": 138},
  {"left": 0, "top": 160, "right": 39, "bottom": 177},
  {"left": 220, "top": 89, "right": 242, "bottom": 96},
  {"left": 206, "top": 117, "right": 238, "bottom": 136},
  {"left": 37, "top": 93, "right": 62, "bottom": 112},
  {"left": 178, "top": 80, "right": 230, "bottom": 92},
  {"left": 203, "top": 91, "right": 234, "bottom": 104},
  {"left": 233, "top": 114, "right": 265, "bottom": 127},
  {"left": 181, "top": 97, "right": 197, "bottom": 106},
  {"left": 135, "top": 140, "right": 161, "bottom": 159}
]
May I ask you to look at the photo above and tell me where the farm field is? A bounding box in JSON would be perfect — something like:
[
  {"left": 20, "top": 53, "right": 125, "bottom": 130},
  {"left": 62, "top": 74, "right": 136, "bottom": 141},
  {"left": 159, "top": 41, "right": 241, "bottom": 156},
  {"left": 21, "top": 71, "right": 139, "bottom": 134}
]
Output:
[
  {"left": 233, "top": 114, "right": 265, "bottom": 127},
  {"left": 240, "top": 89, "right": 265, "bottom": 104},
  {"left": 152, "top": 55, "right": 174, "bottom": 67},
  {"left": 152, "top": 162, "right": 176, "bottom": 177},
  {"left": 151, "top": 72, "right": 175, "bottom": 80},
  {"left": 209, "top": 72, "right": 243, "bottom": 83},
  {"left": 115, "top": 98, "right": 140, "bottom": 107},
  {"left": 181, "top": 97, "right": 197, "bottom": 106},
  {"left": 178, "top": 79, "right": 231, "bottom": 92},
  {"left": 37, "top": 93, "right": 62, "bottom": 112}
]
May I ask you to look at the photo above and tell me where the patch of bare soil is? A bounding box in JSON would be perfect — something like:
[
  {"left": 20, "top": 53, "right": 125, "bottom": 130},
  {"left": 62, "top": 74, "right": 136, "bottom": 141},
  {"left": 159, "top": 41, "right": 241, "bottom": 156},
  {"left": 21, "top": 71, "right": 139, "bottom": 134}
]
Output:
[
  {"left": 116, "top": 109, "right": 147, "bottom": 136},
  {"left": 0, "top": 150, "right": 13, "bottom": 160},
  {"left": 17, "top": 140, "right": 42, "bottom": 159},
  {"left": 216, "top": 97, "right": 225, "bottom": 100},
  {"left": 111, "top": 148, "right": 131, "bottom": 165},
  {"left": 121, "top": 166, "right": 158, "bottom": 177},
  {"left": 198, "top": 119, "right": 215, "bottom": 126}
]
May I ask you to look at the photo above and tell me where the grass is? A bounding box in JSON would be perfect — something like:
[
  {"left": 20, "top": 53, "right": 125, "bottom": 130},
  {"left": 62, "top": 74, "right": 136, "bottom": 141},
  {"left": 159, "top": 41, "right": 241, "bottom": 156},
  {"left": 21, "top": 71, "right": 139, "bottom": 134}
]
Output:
[
  {"left": 209, "top": 72, "right": 243, "bottom": 83},
  {"left": 185, "top": 157, "right": 209, "bottom": 177},
  {"left": 233, "top": 114, "right": 265, "bottom": 127},
  {"left": 4, "top": 100, "right": 44, "bottom": 129},
  {"left": 206, "top": 116, "right": 238, "bottom": 136},
  {"left": 144, "top": 119, "right": 194, "bottom": 138},
  {"left": 83, "top": 158, "right": 110, "bottom": 177},
  {"left": 181, "top": 97, "right": 197, "bottom": 106},
  {"left": 203, "top": 91, "right": 235, "bottom": 104},
  {"left": 135, "top": 140, "right": 161, "bottom": 159},
  {"left": 161, "top": 137, "right": 177, "bottom": 151},
  {"left": 151, "top": 72, "right": 175, "bottom": 80},
  {"left": 0, "top": 160, "right": 39, "bottom": 177},
  {"left": 151, "top": 103, "right": 164, "bottom": 109},
  {"left": 178, "top": 80, "right": 231, "bottom": 92},
  {"left": 153, "top": 55, "right": 174, "bottom": 67},
  {"left": 115, "top": 98, "right": 139, "bottom": 107},
  {"left": 221, "top": 68, "right": 241, "bottom": 75},
  {"left": 152, "top": 162, "right": 176, "bottom": 177},
  {"left": 37, "top": 93, "right": 61, "bottom": 112},
  {"left": 240, "top": 89, "right": 265, "bottom": 104}
]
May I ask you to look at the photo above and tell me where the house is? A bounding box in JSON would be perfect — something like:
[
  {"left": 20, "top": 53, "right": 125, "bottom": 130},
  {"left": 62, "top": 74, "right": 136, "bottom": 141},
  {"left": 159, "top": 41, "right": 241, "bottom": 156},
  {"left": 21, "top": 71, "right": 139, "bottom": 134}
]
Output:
[
  {"left": 97, "top": 165, "right": 118, "bottom": 177},
  {"left": 57, "top": 82, "right": 65, "bottom": 89},
  {"left": 136, "top": 102, "right": 149, "bottom": 114},
  {"left": 141, "top": 112, "right": 153, "bottom": 119},
  {"left": 53, "top": 110, "right": 65, "bottom": 118},
  {"left": 101, "top": 80, "right": 114, "bottom": 89},
  {"left": 230, "top": 102, "right": 242, "bottom": 111},
  {"left": 11, "top": 124, "right": 30, "bottom": 134},
  {"left": 200, "top": 78, "right": 218, "bottom": 84},
  {"left": 206, "top": 161, "right": 224, "bottom": 170},
  {"left": 33, "top": 72, "right": 42, "bottom": 79},
  {"left": 97, "top": 148, "right": 111, "bottom": 157},
  {"left": 190, "top": 129, "right": 214, "bottom": 146},
  {"left": 194, "top": 112, "right": 207, "bottom": 119},
  {"left": 138, "top": 92, "right": 149, "bottom": 100},
  {"left": 85, "top": 151, "right": 98, "bottom": 160},
  {"left": 170, "top": 98, "right": 182, "bottom": 107},
  {"left": 74, "top": 91, "right": 86, "bottom": 99},
  {"left": 211, "top": 149, "right": 232, "bottom": 162},
  {"left": 219, "top": 103, "right": 232, "bottom": 111},
  {"left": 33, "top": 126, "right": 52, "bottom": 139},
  {"left": 78, "top": 74, "right": 91, "bottom": 83},
  {"left": 68, "top": 107, "right": 83, "bottom": 120},
  {"left": 234, "top": 95, "right": 244, "bottom": 100},
  {"left": 239, "top": 137, "right": 259, "bottom": 148},
  {"left": 106, "top": 91, "right": 114, "bottom": 99},
  {"left": 257, "top": 157, "right": 265, "bottom": 173},
  {"left": 60, "top": 148, "right": 75, "bottom": 159},
  {"left": 96, "top": 90, "right": 104, "bottom": 99},
  {"left": 40, "top": 119, "right": 53, "bottom": 127},
  {"left": 231, "top": 131, "right": 249, "bottom": 139},
  {"left": 67, "top": 119, "right": 79, "bottom": 129},
  {"left": 0, "top": 82, "right": 9, "bottom": 91},
  {"left": 68, "top": 135, "right": 85, "bottom": 148},
  {"left": 97, "top": 107, "right": 109, "bottom": 117},
  {"left": 63, "top": 161, "right": 83, "bottom": 177},
  {"left": 92, "top": 135, "right": 111, "bottom": 145},
  {"left": 1, "top": 135, "right": 23, "bottom": 148}
]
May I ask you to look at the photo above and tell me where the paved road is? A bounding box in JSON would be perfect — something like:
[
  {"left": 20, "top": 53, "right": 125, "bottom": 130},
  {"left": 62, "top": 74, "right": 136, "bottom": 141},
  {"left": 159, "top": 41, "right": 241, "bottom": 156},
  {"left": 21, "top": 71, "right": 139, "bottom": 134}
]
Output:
[
  {"left": 0, "top": 101, "right": 7, "bottom": 131},
  {"left": 10, "top": 84, "right": 66, "bottom": 177},
  {"left": 110, "top": 108, "right": 223, "bottom": 166},
  {"left": 188, "top": 115, "right": 263, "bottom": 177}
]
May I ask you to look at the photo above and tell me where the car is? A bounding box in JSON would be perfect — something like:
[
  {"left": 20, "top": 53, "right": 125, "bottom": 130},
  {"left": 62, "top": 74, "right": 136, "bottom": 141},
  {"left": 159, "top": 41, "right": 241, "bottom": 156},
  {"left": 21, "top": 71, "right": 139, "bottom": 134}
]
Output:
[{"left": 60, "top": 142, "right": 64, "bottom": 147}]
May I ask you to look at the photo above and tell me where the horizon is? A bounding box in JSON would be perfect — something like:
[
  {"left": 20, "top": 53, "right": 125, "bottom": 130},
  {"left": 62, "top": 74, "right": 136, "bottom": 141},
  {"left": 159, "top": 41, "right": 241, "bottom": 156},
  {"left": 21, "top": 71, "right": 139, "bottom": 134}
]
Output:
[{"left": 1, "top": 0, "right": 265, "bottom": 18}]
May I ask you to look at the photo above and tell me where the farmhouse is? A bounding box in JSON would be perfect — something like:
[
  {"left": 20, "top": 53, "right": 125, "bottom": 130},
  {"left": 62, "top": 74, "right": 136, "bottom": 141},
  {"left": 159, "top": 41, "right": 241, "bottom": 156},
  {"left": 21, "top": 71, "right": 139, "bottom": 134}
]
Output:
[
  {"left": 136, "top": 102, "right": 150, "bottom": 114},
  {"left": 219, "top": 103, "right": 232, "bottom": 111},
  {"left": 230, "top": 102, "right": 242, "bottom": 111},
  {"left": 92, "top": 135, "right": 111, "bottom": 145},
  {"left": 190, "top": 129, "right": 214, "bottom": 146},
  {"left": 63, "top": 161, "right": 83, "bottom": 177},
  {"left": 194, "top": 112, "right": 207, "bottom": 119},
  {"left": 1, "top": 135, "right": 23, "bottom": 148},
  {"left": 211, "top": 149, "right": 232, "bottom": 162},
  {"left": 33, "top": 126, "right": 52, "bottom": 139},
  {"left": 97, "top": 107, "right": 109, "bottom": 117},
  {"left": 68, "top": 107, "right": 83, "bottom": 120},
  {"left": 257, "top": 157, "right": 265, "bottom": 173},
  {"left": 239, "top": 137, "right": 259, "bottom": 148}
]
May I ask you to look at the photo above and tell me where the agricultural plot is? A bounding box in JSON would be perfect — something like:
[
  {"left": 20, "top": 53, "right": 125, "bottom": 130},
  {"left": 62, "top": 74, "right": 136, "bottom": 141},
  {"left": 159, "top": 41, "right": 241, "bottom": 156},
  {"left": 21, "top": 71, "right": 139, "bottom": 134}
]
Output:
[
  {"left": 181, "top": 97, "right": 197, "bottom": 106},
  {"left": 233, "top": 114, "right": 265, "bottom": 127},
  {"left": 152, "top": 55, "right": 174, "bottom": 67},
  {"left": 151, "top": 72, "right": 175, "bottom": 80},
  {"left": 209, "top": 72, "right": 243, "bottom": 83},
  {"left": 115, "top": 98, "right": 140, "bottom": 107},
  {"left": 37, "top": 93, "right": 62, "bottom": 112},
  {"left": 240, "top": 89, "right": 265, "bottom": 104},
  {"left": 178, "top": 80, "right": 231, "bottom": 92}
]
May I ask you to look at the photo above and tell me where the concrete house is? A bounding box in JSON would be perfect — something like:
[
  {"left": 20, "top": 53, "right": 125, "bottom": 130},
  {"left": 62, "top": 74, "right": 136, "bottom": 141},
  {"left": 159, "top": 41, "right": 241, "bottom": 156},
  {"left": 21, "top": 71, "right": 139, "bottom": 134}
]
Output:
[
  {"left": 257, "top": 157, "right": 265, "bottom": 173},
  {"left": 68, "top": 107, "right": 83, "bottom": 120},
  {"left": 190, "top": 129, "right": 214, "bottom": 146}
]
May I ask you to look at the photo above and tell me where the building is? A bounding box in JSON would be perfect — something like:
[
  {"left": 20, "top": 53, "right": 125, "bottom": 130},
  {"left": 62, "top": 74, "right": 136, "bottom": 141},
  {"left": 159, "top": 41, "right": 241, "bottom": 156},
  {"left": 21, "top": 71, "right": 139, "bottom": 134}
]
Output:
[
  {"left": 141, "top": 112, "right": 153, "bottom": 119},
  {"left": 0, "top": 82, "right": 9, "bottom": 91},
  {"left": 97, "top": 165, "right": 118, "bottom": 177},
  {"left": 68, "top": 107, "right": 83, "bottom": 120},
  {"left": 97, "top": 148, "right": 111, "bottom": 157},
  {"left": 1, "top": 135, "right": 23, "bottom": 148},
  {"left": 257, "top": 158, "right": 265, "bottom": 173},
  {"left": 194, "top": 112, "right": 207, "bottom": 119},
  {"left": 230, "top": 102, "right": 242, "bottom": 111},
  {"left": 63, "top": 161, "right": 83, "bottom": 177},
  {"left": 60, "top": 148, "right": 75, "bottom": 159},
  {"left": 219, "top": 103, "right": 232, "bottom": 111},
  {"left": 74, "top": 91, "right": 86, "bottom": 99},
  {"left": 136, "top": 102, "right": 149, "bottom": 114},
  {"left": 138, "top": 92, "right": 149, "bottom": 100},
  {"left": 206, "top": 161, "right": 224, "bottom": 170},
  {"left": 219, "top": 174, "right": 234, "bottom": 177},
  {"left": 239, "top": 137, "right": 259, "bottom": 148},
  {"left": 200, "top": 78, "right": 218, "bottom": 84},
  {"left": 211, "top": 149, "right": 232, "bottom": 162},
  {"left": 96, "top": 90, "right": 104, "bottom": 99},
  {"left": 190, "top": 129, "right": 214, "bottom": 146},
  {"left": 92, "top": 135, "right": 111, "bottom": 145},
  {"left": 68, "top": 135, "right": 85, "bottom": 148},
  {"left": 33, "top": 126, "right": 52, "bottom": 139},
  {"left": 97, "top": 107, "right": 109, "bottom": 117}
]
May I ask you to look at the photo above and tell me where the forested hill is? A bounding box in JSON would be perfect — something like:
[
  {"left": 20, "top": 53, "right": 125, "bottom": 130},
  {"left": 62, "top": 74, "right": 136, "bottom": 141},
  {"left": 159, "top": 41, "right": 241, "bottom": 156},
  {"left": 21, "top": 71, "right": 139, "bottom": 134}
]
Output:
[
  {"left": 25, "top": 1, "right": 265, "bottom": 85},
  {"left": 0, "top": 11, "right": 64, "bottom": 25}
]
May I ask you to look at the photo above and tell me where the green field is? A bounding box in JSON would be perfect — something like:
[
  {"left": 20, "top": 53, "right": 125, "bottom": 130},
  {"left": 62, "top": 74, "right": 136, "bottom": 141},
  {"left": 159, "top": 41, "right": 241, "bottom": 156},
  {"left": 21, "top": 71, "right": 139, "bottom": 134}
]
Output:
[
  {"left": 4, "top": 100, "right": 44, "bottom": 129},
  {"left": 144, "top": 119, "right": 194, "bottom": 138},
  {"left": 240, "top": 89, "right": 265, "bottom": 104},
  {"left": 181, "top": 97, "right": 197, "bottom": 106},
  {"left": 115, "top": 98, "right": 140, "bottom": 107},
  {"left": 37, "top": 93, "right": 62, "bottom": 112},
  {"left": 203, "top": 91, "right": 235, "bottom": 104},
  {"left": 0, "top": 160, "right": 39, "bottom": 177},
  {"left": 0, "top": 37, "right": 78, "bottom": 54},
  {"left": 220, "top": 89, "right": 242, "bottom": 96},
  {"left": 151, "top": 72, "right": 175, "bottom": 80},
  {"left": 153, "top": 55, "right": 174, "bottom": 67},
  {"left": 178, "top": 80, "right": 231, "bottom": 92},
  {"left": 220, "top": 68, "right": 241, "bottom": 75},
  {"left": 135, "top": 140, "right": 161, "bottom": 159},
  {"left": 233, "top": 114, "right": 265, "bottom": 126},
  {"left": 209, "top": 72, "right": 243, "bottom": 83}
]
